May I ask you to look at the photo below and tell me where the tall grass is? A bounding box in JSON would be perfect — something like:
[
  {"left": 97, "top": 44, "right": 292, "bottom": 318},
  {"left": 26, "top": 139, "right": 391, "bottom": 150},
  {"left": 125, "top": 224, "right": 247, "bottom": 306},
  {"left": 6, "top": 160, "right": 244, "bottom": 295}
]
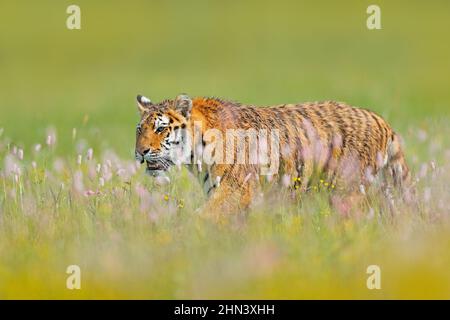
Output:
[{"left": 0, "top": 123, "right": 449, "bottom": 299}]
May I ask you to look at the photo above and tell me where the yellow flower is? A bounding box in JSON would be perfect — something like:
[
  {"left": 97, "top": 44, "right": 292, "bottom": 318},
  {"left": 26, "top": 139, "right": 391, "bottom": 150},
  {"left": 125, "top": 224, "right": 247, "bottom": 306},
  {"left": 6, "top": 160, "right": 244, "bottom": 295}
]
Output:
[{"left": 163, "top": 195, "right": 169, "bottom": 201}]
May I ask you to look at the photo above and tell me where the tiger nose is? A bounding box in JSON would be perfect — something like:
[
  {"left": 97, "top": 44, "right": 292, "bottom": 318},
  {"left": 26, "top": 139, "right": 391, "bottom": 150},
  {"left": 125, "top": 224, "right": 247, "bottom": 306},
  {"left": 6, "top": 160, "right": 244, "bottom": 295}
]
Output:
[
  {"left": 137, "top": 149, "right": 151, "bottom": 157},
  {"left": 136, "top": 149, "right": 150, "bottom": 163}
]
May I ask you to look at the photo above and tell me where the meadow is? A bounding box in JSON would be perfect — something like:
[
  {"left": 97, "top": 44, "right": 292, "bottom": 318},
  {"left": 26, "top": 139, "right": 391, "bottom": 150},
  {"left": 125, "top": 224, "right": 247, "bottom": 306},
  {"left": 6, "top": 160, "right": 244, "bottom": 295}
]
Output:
[{"left": 0, "top": 0, "right": 449, "bottom": 299}]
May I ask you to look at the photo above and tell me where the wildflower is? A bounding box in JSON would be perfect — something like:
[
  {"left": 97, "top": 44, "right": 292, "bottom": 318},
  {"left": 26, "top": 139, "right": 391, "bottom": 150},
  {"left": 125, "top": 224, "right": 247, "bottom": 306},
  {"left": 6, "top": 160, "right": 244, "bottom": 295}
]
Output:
[
  {"left": 178, "top": 199, "right": 185, "bottom": 208},
  {"left": 86, "top": 148, "right": 93, "bottom": 161},
  {"left": 18, "top": 149, "right": 24, "bottom": 160},
  {"left": 31, "top": 161, "right": 37, "bottom": 169},
  {"left": 96, "top": 163, "right": 101, "bottom": 173},
  {"left": 46, "top": 135, "right": 53, "bottom": 146},
  {"left": 102, "top": 164, "right": 112, "bottom": 182},
  {"left": 46, "top": 128, "right": 57, "bottom": 147},
  {"left": 84, "top": 190, "right": 97, "bottom": 197},
  {"left": 99, "top": 177, "right": 105, "bottom": 187},
  {"left": 77, "top": 154, "right": 82, "bottom": 165},
  {"left": 4, "top": 154, "right": 18, "bottom": 176},
  {"left": 164, "top": 194, "right": 169, "bottom": 201},
  {"left": 430, "top": 161, "right": 436, "bottom": 171},
  {"left": 34, "top": 144, "right": 42, "bottom": 152}
]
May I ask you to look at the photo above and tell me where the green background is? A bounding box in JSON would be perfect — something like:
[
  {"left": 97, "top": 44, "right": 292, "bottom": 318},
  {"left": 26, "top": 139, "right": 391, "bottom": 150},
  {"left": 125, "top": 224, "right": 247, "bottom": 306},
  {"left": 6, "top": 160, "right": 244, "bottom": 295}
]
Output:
[{"left": 1, "top": 0, "right": 449, "bottom": 157}]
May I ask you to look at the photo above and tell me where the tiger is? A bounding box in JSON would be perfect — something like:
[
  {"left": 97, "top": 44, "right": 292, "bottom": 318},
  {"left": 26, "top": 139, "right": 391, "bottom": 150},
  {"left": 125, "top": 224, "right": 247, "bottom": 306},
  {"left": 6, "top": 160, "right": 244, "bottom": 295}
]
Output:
[{"left": 134, "top": 94, "right": 412, "bottom": 215}]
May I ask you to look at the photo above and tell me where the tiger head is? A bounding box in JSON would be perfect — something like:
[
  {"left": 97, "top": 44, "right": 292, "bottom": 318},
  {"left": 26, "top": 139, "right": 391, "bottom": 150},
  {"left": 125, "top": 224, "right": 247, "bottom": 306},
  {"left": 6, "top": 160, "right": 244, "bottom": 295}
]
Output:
[{"left": 135, "top": 94, "right": 193, "bottom": 176}]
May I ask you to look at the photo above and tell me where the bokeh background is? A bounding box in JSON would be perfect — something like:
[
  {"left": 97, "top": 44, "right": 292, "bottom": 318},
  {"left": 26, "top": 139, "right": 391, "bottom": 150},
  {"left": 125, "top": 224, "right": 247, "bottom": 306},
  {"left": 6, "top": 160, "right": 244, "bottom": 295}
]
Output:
[
  {"left": 0, "top": 0, "right": 449, "bottom": 299},
  {"left": 1, "top": 0, "right": 449, "bottom": 156}
]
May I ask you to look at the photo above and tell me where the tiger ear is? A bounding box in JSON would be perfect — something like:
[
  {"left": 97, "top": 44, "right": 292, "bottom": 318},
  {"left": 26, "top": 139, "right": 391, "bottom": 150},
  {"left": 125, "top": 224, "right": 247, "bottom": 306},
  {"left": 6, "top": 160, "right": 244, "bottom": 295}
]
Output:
[
  {"left": 136, "top": 94, "right": 151, "bottom": 115},
  {"left": 174, "top": 94, "right": 192, "bottom": 119}
]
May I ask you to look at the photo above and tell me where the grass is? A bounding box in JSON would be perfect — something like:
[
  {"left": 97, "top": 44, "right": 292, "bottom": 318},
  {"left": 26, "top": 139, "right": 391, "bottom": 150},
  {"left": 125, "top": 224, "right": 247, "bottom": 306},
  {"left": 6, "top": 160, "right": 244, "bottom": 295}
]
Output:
[{"left": 0, "top": 0, "right": 450, "bottom": 299}]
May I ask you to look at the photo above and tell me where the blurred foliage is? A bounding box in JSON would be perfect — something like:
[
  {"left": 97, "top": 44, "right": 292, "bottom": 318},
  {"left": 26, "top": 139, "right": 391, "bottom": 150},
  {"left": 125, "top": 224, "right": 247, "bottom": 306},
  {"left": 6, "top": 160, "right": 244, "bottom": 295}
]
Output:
[{"left": 1, "top": 0, "right": 449, "bottom": 156}]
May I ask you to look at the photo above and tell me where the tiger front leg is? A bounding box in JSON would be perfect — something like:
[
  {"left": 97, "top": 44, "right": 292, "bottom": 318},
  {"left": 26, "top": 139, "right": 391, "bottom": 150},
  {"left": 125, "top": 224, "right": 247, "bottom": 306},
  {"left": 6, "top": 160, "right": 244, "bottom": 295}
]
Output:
[{"left": 198, "top": 180, "right": 253, "bottom": 218}]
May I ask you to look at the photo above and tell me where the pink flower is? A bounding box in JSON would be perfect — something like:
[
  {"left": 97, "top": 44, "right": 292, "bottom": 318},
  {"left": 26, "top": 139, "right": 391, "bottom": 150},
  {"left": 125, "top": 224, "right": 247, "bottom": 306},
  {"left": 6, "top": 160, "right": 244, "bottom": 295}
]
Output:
[
  {"left": 46, "top": 128, "right": 57, "bottom": 146},
  {"left": 86, "top": 148, "right": 93, "bottom": 161},
  {"left": 83, "top": 190, "right": 100, "bottom": 197}
]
